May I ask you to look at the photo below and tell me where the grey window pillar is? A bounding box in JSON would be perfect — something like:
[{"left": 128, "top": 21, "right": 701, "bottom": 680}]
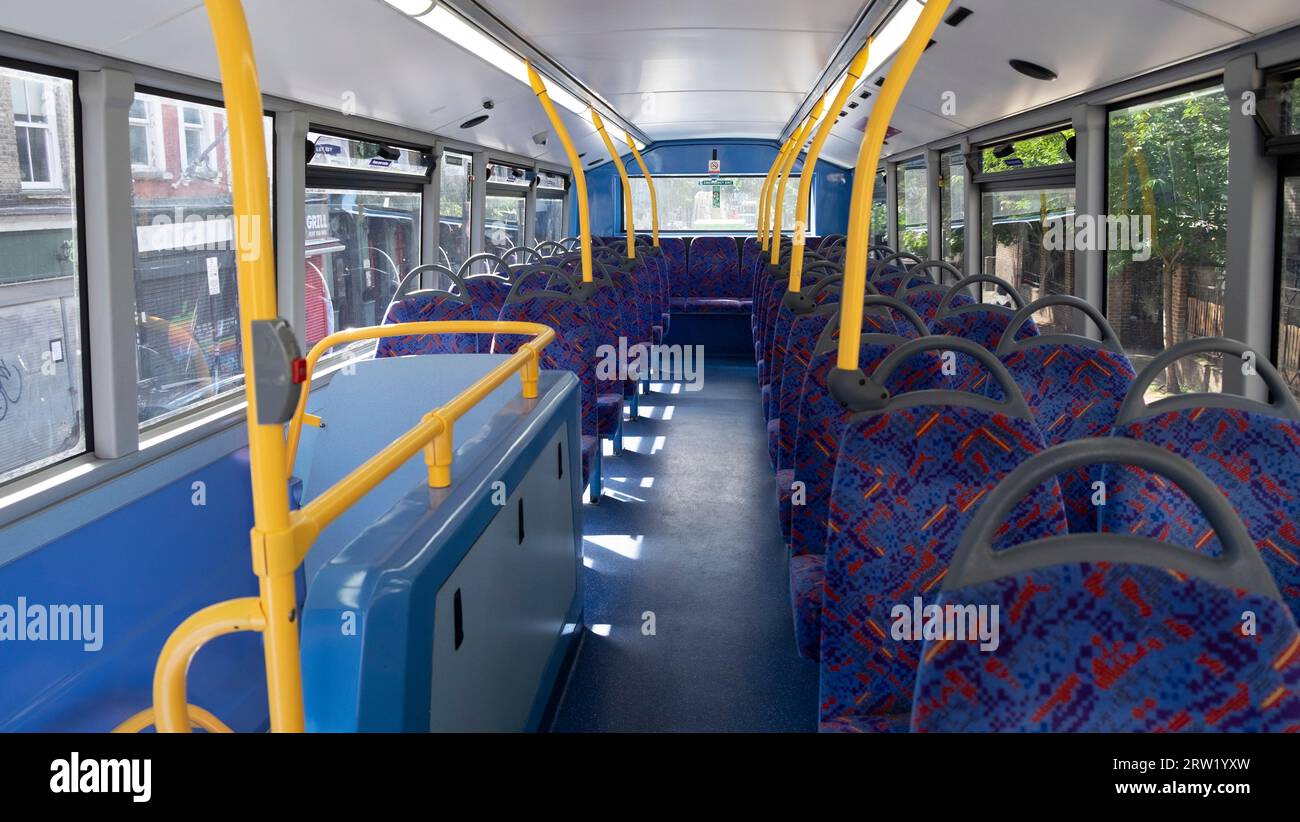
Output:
[
  {"left": 926, "top": 148, "right": 942, "bottom": 262},
  {"left": 424, "top": 145, "right": 441, "bottom": 265},
  {"left": 524, "top": 164, "right": 539, "bottom": 248},
  {"left": 275, "top": 111, "right": 309, "bottom": 347},
  {"left": 1072, "top": 103, "right": 1107, "bottom": 338},
  {"left": 79, "top": 69, "right": 139, "bottom": 459},
  {"left": 962, "top": 139, "right": 980, "bottom": 279},
  {"left": 470, "top": 152, "right": 488, "bottom": 256},
  {"left": 885, "top": 161, "right": 899, "bottom": 251},
  {"left": 1223, "top": 54, "right": 1277, "bottom": 400}
]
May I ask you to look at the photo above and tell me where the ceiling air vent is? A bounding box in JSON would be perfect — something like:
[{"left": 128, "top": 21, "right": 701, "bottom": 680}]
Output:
[
  {"left": 460, "top": 114, "right": 489, "bottom": 129},
  {"left": 1009, "top": 59, "right": 1057, "bottom": 81}
]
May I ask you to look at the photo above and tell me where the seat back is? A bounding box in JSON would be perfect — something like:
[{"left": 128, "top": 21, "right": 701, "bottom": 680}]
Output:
[
  {"left": 686, "top": 235, "right": 743, "bottom": 300},
  {"left": 819, "top": 337, "right": 1065, "bottom": 725},
  {"left": 659, "top": 236, "right": 689, "bottom": 296},
  {"left": 993, "top": 295, "right": 1136, "bottom": 531},
  {"left": 494, "top": 267, "right": 600, "bottom": 438},
  {"left": 787, "top": 301, "right": 934, "bottom": 559},
  {"left": 1105, "top": 337, "right": 1300, "bottom": 613},
  {"left": 913, "top": 439, "right": 1299, "bottom": 732},
  {"left": 930, "top": 274, "right": 1037, "bottom": 352},
  {"left": 376, "top": 269, "right": 480, "bottom": 356}
]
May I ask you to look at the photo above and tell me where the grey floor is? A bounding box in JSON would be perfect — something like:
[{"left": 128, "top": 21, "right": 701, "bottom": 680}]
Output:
[{"left": 551, "top": 359, "right": 819, "bottom": 732}]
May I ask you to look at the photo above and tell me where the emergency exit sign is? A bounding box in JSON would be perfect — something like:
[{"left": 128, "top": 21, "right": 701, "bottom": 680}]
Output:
[{"left": 697, "top": 178, "right": 735, "bottom": 186}]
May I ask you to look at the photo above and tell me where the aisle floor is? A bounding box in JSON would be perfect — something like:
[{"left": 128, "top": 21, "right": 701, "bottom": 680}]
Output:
[{"left": 551, "top": 359, "right": 819, "bottom": 732}]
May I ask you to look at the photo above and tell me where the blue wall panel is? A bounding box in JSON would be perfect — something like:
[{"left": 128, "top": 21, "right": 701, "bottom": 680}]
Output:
[
  {"left": 571, "top": 138, "right": 853, "bottom": 238},
  {"left": 0, "top": 448, "right": 268, "bottom": 732}
]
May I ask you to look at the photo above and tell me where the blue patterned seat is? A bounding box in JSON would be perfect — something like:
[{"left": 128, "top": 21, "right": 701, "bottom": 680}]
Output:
[
  {"left": 818, "top": 339, "right": 1065, "bottom": 729},
  {"left": 376, "top": 289, "right": 481, "bottom": 356},
  {"left": 1102, "top": 339, "right": 1300, "bottom": 616},
  {"left": 671, "top": 236, "right": 746, "bottom": 313},
  {"left": 994, "top": 296, "right": 1136, "bottom": 531},
  {"left": 913, "top": 438, "right": 1300, "bottom": 732}
]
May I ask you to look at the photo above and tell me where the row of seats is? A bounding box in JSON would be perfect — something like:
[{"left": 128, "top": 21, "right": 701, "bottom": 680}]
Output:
[
  {"left": 747, "top": 240, "right": 1300, "bottom": 732},
  {"left": 373, "top": 235, "right": 675, "bottom": 499},
  {"left": 651, "top": 234, "right": 832, "bottom": 314}
]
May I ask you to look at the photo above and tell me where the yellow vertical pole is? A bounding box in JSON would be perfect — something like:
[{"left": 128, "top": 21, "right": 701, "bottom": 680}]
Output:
[
  {"left": 201, "top": 0, "right": 302, "bottom": 733},
  {"left": 591, "top": 110, "right": 635, "bottom": 261},
  {"left": 789, "top": 42, "right": 870, "bottom": 293},
  {"left": 770, "top": 105, "right": 824, "bottom": 266},
  {"left": 625, "top": 131, "right": 658, "bottom": 247},
  {"left": 527, "top": 62, "right": 592, "bottom": 282},
  {"left": 759, "top": 136, "right": 795, "bottom": 251},
  {"left": 838, "top": 0, "right": 951, "bottom": 370}
]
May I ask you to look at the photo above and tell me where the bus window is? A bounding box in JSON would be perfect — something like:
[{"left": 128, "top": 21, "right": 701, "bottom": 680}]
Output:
[
  {"left": 438, "top": 150, "right": 471, "bottom": 270},
  {"left": 1107, "top": 85, "right": 1228, "bottom": 397},
  {"left": 0, "top": 66, "right": 85, "bottom": 483}
]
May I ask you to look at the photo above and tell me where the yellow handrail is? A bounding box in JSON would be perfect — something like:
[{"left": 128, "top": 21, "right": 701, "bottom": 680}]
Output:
[
  {"left": 114, "top": 704, "right": 235, "bottom": 734},
  {"left": 770, "top": 105, "right": 824, "bottom": 266},
  {"left": 527, "top": 62, "right": 592, "bottom": 282},
  {"left": 759, "top": 135, "right": 795, "bottom": 250},
  {"left": 624, "top": 131, "right": 658, "bottom": 247},
  {"left": 838, "top": 0, "right": 950, "bottom": 370},
  {"left": 133, "top": 0, "right": 557, "bottom": 733},
  {"left": 789, "top": 41, "right": 871, "bottom": 293},
  {"left": 591, "top": 111, "right": 636, "bottom": 261}
]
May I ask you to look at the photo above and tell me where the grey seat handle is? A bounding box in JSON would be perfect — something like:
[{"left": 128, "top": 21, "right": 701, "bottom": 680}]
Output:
[
  {"left": 995, "top": 294, "right": 1124, "bottom": 357},
  {"left": 394, "top": 264, "right": 467, "bottom": 302},
  {"left": 868, "top": 244, "right": 895, "bottom": 260},
  {"left": 944, "top": 439, "right": 1283, "bottom": 601},
  {"left": 504, "top": 265, "right": 581, "bottom": 305},
  {"left": 457, "top": 252, "right": 513, "bottom": 279},
  {"left": 869, "top": 251, "right": 924, "bottom": 282},
  {"left": 893, "top": 260, "right": 965, "bottom": 299},
  {"left": 867, "top": 335, "right": 1034, "bottom": 419},
  {"left": 814, "top": 295, "right": 929, "bottom": 354},
  {"left": 934, "top": 273, "right": 1023, "bottom": 316},
  {"left": 1115, "top": 336, "right": 1300, "bottom": 425}
]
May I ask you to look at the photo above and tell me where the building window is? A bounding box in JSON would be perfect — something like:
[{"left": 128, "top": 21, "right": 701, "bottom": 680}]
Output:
[
  {"left": 896, "top": 156, "right": 928, "bottom": 256},
  {"left": 10, "top": 75, "right": 63, "bottom": 189},
  {"left": 0, "top": 66, "right": 85, "bottom": 484},
  {"left": 128, "top": 97, "right": 163, "bottom": 171},
  {"left": 939, "top": 149, "right": 965, "bottom": 268},
  {"left": 629, "top": 175, "right": 801, "bottom": 233},
  {"left": 178, "top": 105, "right": 217, "bottom": 180},
  {"left": 438, "top": 150, "right": 472, "bottom": 271},
  {"left": 131, "top": 92, "right": 273, "bottom": 427},
  {"left": 1107, "top": 85, "right": 1228, "bottom": 396}
]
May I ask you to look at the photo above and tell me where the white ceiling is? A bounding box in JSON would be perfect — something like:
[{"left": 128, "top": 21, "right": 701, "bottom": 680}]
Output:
[{"left": 2, "top": 1, "right": 1300, "bottom": 171}]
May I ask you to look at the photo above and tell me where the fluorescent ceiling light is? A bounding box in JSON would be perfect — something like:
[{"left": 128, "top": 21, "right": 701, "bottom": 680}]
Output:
[{"left": 862, "top": 0, "right": 926, "bottom": 79}]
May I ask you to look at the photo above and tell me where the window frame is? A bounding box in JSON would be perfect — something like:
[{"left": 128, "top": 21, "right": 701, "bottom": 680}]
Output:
[{"left": 10, "top": 72, "right": 66, "bottom": 190}]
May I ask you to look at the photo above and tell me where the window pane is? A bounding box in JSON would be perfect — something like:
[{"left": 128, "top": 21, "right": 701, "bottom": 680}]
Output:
[
  {"left": 129, "top": 124, "right": 149, "bottom": 166},
  {"left": 304, "top": 189, "right": 421, "bottom": 350},
  {"left": 537, "top": 171, "right": 566, "bottom": 192},
  {"left": 982, "top": 127, "right": 1074, "bottom": 173},
  {"left": 897, "top": 156, "right": 928, "bottom": 256},
  {"left": 629, "top": 175, "right": 800, "bottom": 233},
  {"left": 0, "top": 67, "right": 85, "bottom": 483},
  {"left": 131, "top": 92, "right": 273, "bottom": 426},
  {"left": 980, "top": 187, "right": 1076, "bottom": 333},
  {"left": 535, "top": 197, "right": 565, "bottom": 245},
  {"left": 940, "top": 149, "right": 965, "bottom": 267},
  {"left": 871, "top": 170, "right": 887, "bottom": 247},
  {"left": 484, "top": 193, "right": 525, "bottom": 257},
  {"left": 1278, "top": 173, "right": 1300, "bottom": 402},
  {"left": 438, "top": 150, "right": 471, "bottom": 270},
  {"left": 307, "top": 131, "right": 430, "bottom": 177},
  {"left": 1107, "top": 86, "right": 1228, "bottom": 396},
  {"left": 486, "top": 161, "right": 529, "bottom": 186}
]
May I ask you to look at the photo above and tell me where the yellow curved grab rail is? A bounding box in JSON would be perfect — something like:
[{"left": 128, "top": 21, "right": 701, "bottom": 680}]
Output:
[
  {"left": 769, "top": 104, "right": 824, "bottom": 266},
  {"left": 839, "top": 0, "right": 950, "bottom": 370},
  {"left": 527, "top": 62, "right": 593, "bottom": 283},
  {"left": 624, "top": 131, "right": 658, "bottom": 247},
  {"left": 789, "top": 41, "right": 871, "bottom": 293},
  {"left": 136, "top": 0, "right": 556, "bottom": 733},
  {"left": 759, "top": 135, "right": 796, "bottom": 251},
  {"left": 114, "top": 704, "right": 235, "bottom": 734},
  {"left": 591, "top": 111, "right": 636, "bottom": 261}
]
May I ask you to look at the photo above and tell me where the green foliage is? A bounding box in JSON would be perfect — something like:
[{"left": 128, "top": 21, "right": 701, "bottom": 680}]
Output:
[{"left": 982, "top": 129, "right": 1074, "bottom": 174}]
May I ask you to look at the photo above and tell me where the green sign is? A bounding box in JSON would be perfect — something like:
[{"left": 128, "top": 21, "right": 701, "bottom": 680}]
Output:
[
  {"left": 712, "top": 188, "right": 721, "bottom": 208},
  {"left": 698, "top": 177, "right": 735, "bottom": 187}
]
